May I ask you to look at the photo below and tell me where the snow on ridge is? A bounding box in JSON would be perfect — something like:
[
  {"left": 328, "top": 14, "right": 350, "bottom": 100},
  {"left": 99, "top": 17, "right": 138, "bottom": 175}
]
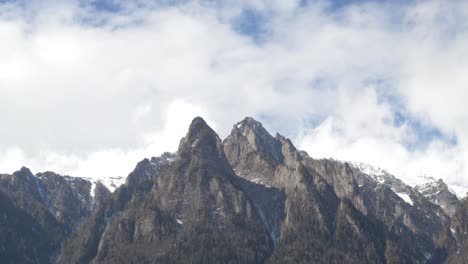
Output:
[
  {"left": 411, "top": 175, "right": 468, "bottom": 200},
  {"left": 349, "top": 162, "right": 388, "bottom": 176},
  {"left": 448, "top": 184, "right": 468, "bottom": 200},
  {"left": 349, "top": 161, "right": 416, "bottom": 206},
  {"left": 86, "top": 152, "right": 177, "bottom": 195},
  {"left": 75, "top": 175, "right": 125, "bottom": 197},
  {"left": 350, "top": 162, "right": 468, "bottom": 200},
  {"left": 349, "top": 161, "right": 391, "bottom": 184}
]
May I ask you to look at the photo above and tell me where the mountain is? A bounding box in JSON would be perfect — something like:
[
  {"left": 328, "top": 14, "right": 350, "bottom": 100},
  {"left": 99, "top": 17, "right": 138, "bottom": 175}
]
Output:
[{"left": 1, "top": 116, "right": 468, "bottom": 263}]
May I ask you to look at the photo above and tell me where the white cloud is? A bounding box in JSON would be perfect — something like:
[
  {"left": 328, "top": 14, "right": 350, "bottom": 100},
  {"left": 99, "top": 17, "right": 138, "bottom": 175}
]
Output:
[
  {"left": 0, "top": 99, "right": 210, "bottom": 180},
  {"left": 1, "top": 0, "right": 468, "bottom": 188}
]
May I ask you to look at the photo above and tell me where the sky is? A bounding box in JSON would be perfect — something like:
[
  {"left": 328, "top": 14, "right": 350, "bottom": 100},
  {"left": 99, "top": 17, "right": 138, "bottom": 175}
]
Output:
[{"left": 0, "top": 0, "right": 468, "bottom": 187}]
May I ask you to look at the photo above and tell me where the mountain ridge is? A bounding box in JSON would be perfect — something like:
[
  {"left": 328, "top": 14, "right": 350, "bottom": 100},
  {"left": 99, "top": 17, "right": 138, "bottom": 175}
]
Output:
[{"left": 0, "top": 116, "right": 466, "bottom": 263}]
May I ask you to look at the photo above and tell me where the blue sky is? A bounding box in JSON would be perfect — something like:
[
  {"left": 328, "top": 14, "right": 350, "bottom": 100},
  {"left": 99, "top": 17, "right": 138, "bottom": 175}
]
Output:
[{"left": 0, "top": 0, "right": 467, "bottom": 187}]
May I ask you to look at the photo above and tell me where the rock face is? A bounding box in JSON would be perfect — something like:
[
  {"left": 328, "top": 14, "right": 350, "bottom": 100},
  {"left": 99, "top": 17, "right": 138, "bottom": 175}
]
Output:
[
  {"left": 444, "top": 197, "right": 468, "bottom": 263},
  {"left": 224, "top": 117, "right": 450, "bottom": 263},
  {"left": 2, "top": 116, "right": 468, "bottom": 263}
]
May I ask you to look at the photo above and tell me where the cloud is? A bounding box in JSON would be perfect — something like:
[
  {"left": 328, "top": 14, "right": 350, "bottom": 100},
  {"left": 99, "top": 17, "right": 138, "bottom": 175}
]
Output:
[
  {"left": 0, "top": 99, "right": 211, "bottom": 180},
  {"left": 1, "top": 0, "right": 468, "bottom": 188}
]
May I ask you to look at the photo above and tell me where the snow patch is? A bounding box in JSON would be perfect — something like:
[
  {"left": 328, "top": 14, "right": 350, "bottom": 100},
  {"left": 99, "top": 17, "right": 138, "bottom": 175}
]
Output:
[
  {"left": 395, "top": 192, "right": 413, "bottom": 206},
  {"left": 90, "top": 181, "right": 97, "bottom": 198},
  {"left": 423, "top": 252, "right": 432, "bottom": 260},
  {"left": 250, "top": 177, "right": 263, "bottom": 184},
  {"left": 249, "top": 177, "right": 271, "bottom": 188},
  {"left": 451, "top": 227, "right": 460, "bottom": 255}
]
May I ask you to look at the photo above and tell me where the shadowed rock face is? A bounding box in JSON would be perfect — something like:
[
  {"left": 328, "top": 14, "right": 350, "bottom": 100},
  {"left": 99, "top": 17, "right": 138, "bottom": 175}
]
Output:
[
  {"left": 0, "top": 167, "right": 95, "bottom": 263},
  {"left": 1, "top": 116, "right": 468, "bottom": 264}
]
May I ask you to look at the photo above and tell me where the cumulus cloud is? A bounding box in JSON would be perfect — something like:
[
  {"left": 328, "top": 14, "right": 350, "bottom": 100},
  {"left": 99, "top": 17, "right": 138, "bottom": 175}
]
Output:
[{"left": 0, "top": 0, "right": 467, "bottom": 187}]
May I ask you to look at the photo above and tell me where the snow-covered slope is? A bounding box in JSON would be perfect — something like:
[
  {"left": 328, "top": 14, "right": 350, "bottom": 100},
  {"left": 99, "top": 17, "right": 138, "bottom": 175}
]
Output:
[
  {"left": 350, "top": 162, "right": 418, "bottom": 207},
  {"left": 350, "top": 162, "right": 465, "bottom": 217},
  {"left": 350, "top": 162, "right": 390, "bottom": 184}
]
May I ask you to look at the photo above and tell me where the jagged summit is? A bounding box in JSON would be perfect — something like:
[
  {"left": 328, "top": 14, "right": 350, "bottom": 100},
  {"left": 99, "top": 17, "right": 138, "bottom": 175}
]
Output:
[
  {"left": 178, "top": 116, "right": 225, "bottom": 164},
  {"left": 349, "top": 162, "right": 390, "bottom": 183},
  {"left": 235, "top": 116, "right": 261, "bottom": 127},
  {"left": 414, "top": 176, "right": 460, "bottom": 216},
  {"left": 226, "top": 117, "right": 285, "bottom": 169},
  {"left": 188, "top": 116, "right": 210, "bottom": 132},
  {"left": 182, "top": 116, "right": 220, "bottom": 145},
  {"left": 233, "top": 117, "right": 272, "bottom": 138},
  {"left": 13, "top": 166, "right": 34, "bottom": 177}
]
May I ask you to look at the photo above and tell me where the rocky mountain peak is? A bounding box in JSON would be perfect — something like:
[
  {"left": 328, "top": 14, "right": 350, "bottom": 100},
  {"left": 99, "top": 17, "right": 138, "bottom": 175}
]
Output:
[
  {"left": 13, "top": 166, "right": 34, "bottom": 179},
  {"left": 9, "top": 167, "right": 42, "bottom": 196},
  {"left": 233, "top": 117, "right": 278, "bottom": 149},
  {"left": 235, "top": 116, "right": 264, "bottom": 130},
  {"left": 414, "top": 176, "right": 460, "bottom": 216},
  {"left": 187, "top": 116, "right": 211, "bottom": 135},
  {"left": 224, "top": 117, "right": 284, "bottom": 171},
  {"left": 349, "top": 162, "right": 391, "bottom": 184},
  {"left": 178, "top": 116, "right": 225, "bottom": 160}
]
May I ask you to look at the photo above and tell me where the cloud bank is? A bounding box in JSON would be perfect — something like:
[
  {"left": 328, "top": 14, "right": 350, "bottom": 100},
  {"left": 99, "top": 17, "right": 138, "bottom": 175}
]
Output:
[{"left": 0, "top": 0, "right": 467, "bottom": 187}]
